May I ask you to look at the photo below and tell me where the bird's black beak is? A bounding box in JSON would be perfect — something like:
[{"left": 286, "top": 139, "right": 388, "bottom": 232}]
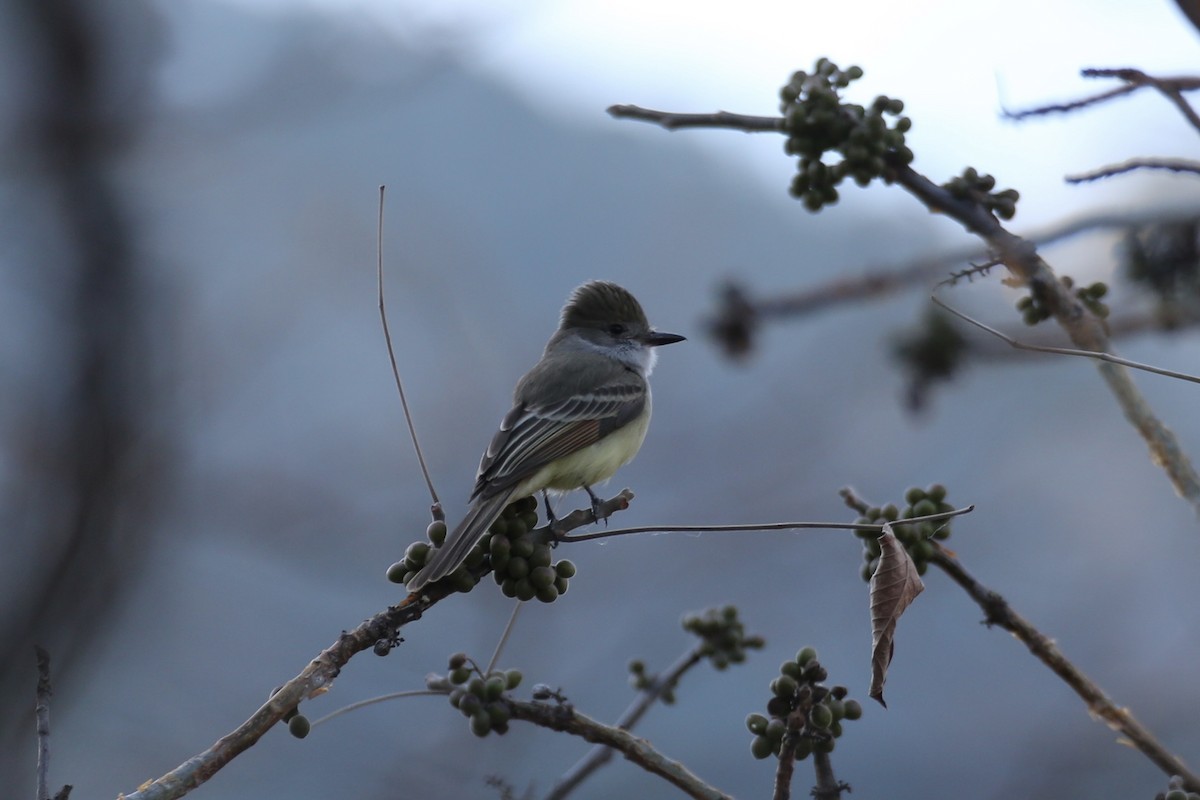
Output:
[{"left": 643, "top": 330, "right": 686, "bottom": 347}]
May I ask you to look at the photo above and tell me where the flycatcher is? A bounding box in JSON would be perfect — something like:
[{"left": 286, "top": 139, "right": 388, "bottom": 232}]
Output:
[{"left": 407, "top": 280, "right": 684, "bottom": 591}]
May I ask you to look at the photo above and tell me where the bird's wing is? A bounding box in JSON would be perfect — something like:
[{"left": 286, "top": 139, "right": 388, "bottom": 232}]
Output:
[{"left": 472, "top": 376, "right": 646, "bottom": 500}]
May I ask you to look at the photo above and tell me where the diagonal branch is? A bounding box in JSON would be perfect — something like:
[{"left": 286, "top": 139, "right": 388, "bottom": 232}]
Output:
[
  {"left": 931, "top": 545, "right": 1200, "bottom": 792},
  {"left": 608, "top": 103, "right": 1200, "bottom": 519},
  {"left": 545, "top": 645, "right": 706, "bottom": 800},
  {"left": 1066, "top": 157, "right": 1200, "bottom": 184},
  {"left": 122, "top": 493, "right": 634, "bottom": 800}
]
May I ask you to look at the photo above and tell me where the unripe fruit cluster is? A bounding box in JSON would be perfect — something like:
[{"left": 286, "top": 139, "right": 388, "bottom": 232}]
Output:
[
  {"left": 682, "top": 605, "right": 765, "bottom": 671},
  {"left": 780, "top": 58, "right": 913, "bottom": 212},
  {"left": 1015, "top": 276, "right": 1109, "bottom": 327},
  {"left": 942, "top": 166, "right": 1020, "bottom": 220},
  {"left": 445, "top": 652, "right": 523, "bottom": 738},
  {"left": 387, "top": 496, "right": 575, "bottom": 601},
  {"left": 1160, "top": 776, "right": 1200, "bottom": 800},
  {"left": 854, "top": 484, "right": 952, "bottom": 581},
  {"left": 747, "top": 647, "right": 862, "bottom": 761},
  {"left": 488, "top": 497, "right": 575, "bottom": 603}
]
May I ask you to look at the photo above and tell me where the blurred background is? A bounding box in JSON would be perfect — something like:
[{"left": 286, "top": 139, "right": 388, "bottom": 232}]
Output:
[{"left": 3, "top": 0, "right": 1200, "bottom": 797}]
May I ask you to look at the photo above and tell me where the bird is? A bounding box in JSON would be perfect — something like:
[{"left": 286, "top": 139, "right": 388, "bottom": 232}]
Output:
[{"left": 407, "top": 280, "right": 684, "bottom": 591}]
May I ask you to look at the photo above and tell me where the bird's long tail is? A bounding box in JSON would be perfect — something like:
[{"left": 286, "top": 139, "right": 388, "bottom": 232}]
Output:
[{"left": 407, "top": 490, "right": 516, "bottom": 591}]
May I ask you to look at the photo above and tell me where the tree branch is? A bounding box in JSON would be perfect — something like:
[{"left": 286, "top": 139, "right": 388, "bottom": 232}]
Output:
[
  {"left": 930, "top": 545, "right": 1200, "bottom": 791},
  {"left": 607, "top": 102, "right": 1200, "bottom": 518},
  {"left": 509, "top": 697, "right": 731, "bottom": 800},
  {"left": 1066, "top": 157, "right": 1200, "bottom": 184},
  {"left": 123, "top": 494, "right": 634, "bottom": 800},
  {"left": 545, "top": 645, "right": 706, "bottom": 800}
]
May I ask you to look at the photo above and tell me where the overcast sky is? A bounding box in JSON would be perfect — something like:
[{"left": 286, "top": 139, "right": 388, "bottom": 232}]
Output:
[{"left": 209, "top": 0, "right": 1200, "bottom": 226}]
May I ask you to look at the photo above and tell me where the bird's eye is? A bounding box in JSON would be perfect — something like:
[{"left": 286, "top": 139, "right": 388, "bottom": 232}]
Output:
[{"left": 607, "top": 323, "right": 627, "bottom": 336}]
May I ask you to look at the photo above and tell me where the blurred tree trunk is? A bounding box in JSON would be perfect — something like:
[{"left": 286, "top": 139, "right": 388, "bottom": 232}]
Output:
[{"left": 0, "top": 0, "right": 170, "bottom": 786}]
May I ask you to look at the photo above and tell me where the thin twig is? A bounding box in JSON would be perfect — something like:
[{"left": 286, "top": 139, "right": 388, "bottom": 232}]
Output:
[
  {"left": 1083, "top": 68, "right": 1200, "bottom": 134},
  {"left": 930, "top": 545, "right": 1200, "bottom": 792},
  {"left": 1002, "top": 83, "right": 1139, "bottom": 119},
  {"left": 810, "top": 751, "right": 842, "bottom": 800},
  {"left": 546, "top": 645, "right": 706, "bottom": 800},
  {"left": 487, "top": 601, "right": 523, "bottom": 675},
  {"left": 1003, "top": 68, "right": 1200, "bottom": 133},
  {"left": 1066, "top": 157, "right": 1200, "bottom": 184},
  {"left": 35, "top": 646, "right": 52, "bottom": 800},
  {"left": 377, "top": 185, "right": 442, "bottom": 519},
  {"left": 309, "top": 690, "right": 443, "bottom": 728},
  {"left": 930, "top": 292, "right": 1200, "bottom": 384},
  {"left": 707, "top": 204, "right": 1200, "bottom": 348},
  {"left": 557, "top": 505, "right": 975, "bottom": 543},
  {"left": 508, "top": 697, "right": 731, "bottom": 800}
]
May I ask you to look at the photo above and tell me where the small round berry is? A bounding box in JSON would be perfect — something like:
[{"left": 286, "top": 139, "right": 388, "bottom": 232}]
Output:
[
  {"left": 287, "top": 714, "right": 311, "bottom": 739},
  {"left": 426, "top": 521, "right": 448, "bottom": 546}
]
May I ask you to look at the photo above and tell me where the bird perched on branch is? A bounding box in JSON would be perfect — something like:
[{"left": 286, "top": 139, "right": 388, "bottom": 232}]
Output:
[{"left": 407, "top": 280, "right": 684, "bottom": 591}]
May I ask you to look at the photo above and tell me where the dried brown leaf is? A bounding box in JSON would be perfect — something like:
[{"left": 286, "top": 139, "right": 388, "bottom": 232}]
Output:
[{"left": 868, "top": 524, "right": 925, "bottom": 707}]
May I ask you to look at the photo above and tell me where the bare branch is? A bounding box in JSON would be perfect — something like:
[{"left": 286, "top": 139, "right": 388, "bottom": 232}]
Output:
[
  {"left": 1004, "top": 67, "right": 1200, "bottom": 133},
  {"left": 377, "top": 185, "right": 442, "bottom": 519},
  {"left": 1066, "top": 157, "right": 1200, "bottom": 184},
  {"left": 486, "top": 601, "right": 523, "bottom": 675},
  {"left": 607, "top": 104, "right": 781, "bottom": 132},
  {"left": 1082, "top": 68, "right": 1200, "bottom": 134},
  {"left": 931, "top": 292, "right": 1200, "bottom": 384},
  {"left": 1002, "top": 83, "right": 1139, "bottom": 120},
  {"left": 556, "top": 504, "right": 974, "bottom": 543},
  {"left": 510, "top": 698, "right": 731, "bottom": 800},
  {"left": 931, "top": 545, "right": 1200, "bottom": 792},
  {"left": 545, "top": 645, "right": 707, "bottom": 800}
]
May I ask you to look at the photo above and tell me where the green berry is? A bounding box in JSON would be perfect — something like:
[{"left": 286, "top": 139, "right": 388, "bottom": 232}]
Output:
[
  {"left": 504, "top": 669, "right": 523, "bottom": 690},
  {"left": 904, "top": 487, "right": 925, "bottom": 505},
  {"left": 529, "top": 565, "right": 556, "bottom": 589},
  {"left": 555, "top": 560, "right": 577, "bottom": 578},
  {"left": 515, "top": 578, "right": 536, "bottom": 602},
  {"left": 535, "top": 583, "right": 560, "bottom": 603},
  {"left": 485, "top": 676, "right": 506, "bottom": 701},
  {"left": 511, "top": 537, "right": 535, "bottom": 559},
  {"left": 426, "top": 520, "right": 447, "bottom": 546},
  {"left": 386, "top": 561, "right": 408, "bottom": 584},
  {"left": 772, "top": 674, "right": 798, "bottom": 698},
  {"left": 750, "top": 734, "right": 775, "bottom": 760},
  {"left": 843, "top": 699, "right": 862, "bottom": 720},
  {"left": 486, "top": 701, "right": 510, "bottom": 726},
  {"left": 287, "top": 714, "right": 310, "bottom": 738},
  {"left": 765, "top": 718, "right": 786, "bottom": 743},
  {"left": 746, "top": 713, "right": 769, "bottom": 735},
  {"left": 796, "top": 647, "right": 817, "bottom": 665},
  {"left": 927, "top": 483, "right": 947, "bottom": 502},
  {"left": 506, "top": 556, "right": 529, "bottom": 580},
  {"left": 449, "top": 666, "right": 471, "bottom": 685},
  {"left": 470, "top": 711, "right": 491, "bottom": 737},
  {"left": 810, "top": 704, "right": 833, "bottom": 729}
]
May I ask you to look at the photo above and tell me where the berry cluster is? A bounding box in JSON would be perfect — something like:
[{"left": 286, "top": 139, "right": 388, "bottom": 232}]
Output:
[
  {"left": 853, "top": 484, "right": 952, "bottom": 581},
  {"left": 487, "top": 497, "right": 575, "bottom": 602},
  {"left": 1122, "top": 221, "right": 1200, "bottom": 307},
  {"left": 445, "top": 652, "right": 523, "bottom": 738},
  {"left": 779, "top": 58, "right": 914, "bottom": 212},
  {"left": 1015, "top": 276, "right": 1109, "bottom": 326},
  {"left": 1158, "top": 776, "right": 1200, "bottom": 800},
  {"left": 892, "top": 309, "right": 968, "bottom": 413},
  {"left": 682, "top": 605, "right": 766, "bottom": 671},
  {"left": 387, "top": 497, "right": 575, "bottom": 602},
  {"left": 942, "top": 167, "right": 1020, "bottom": 220},
  {"left": 746, "top": 647, "right": 862, "bottom": 761}
]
